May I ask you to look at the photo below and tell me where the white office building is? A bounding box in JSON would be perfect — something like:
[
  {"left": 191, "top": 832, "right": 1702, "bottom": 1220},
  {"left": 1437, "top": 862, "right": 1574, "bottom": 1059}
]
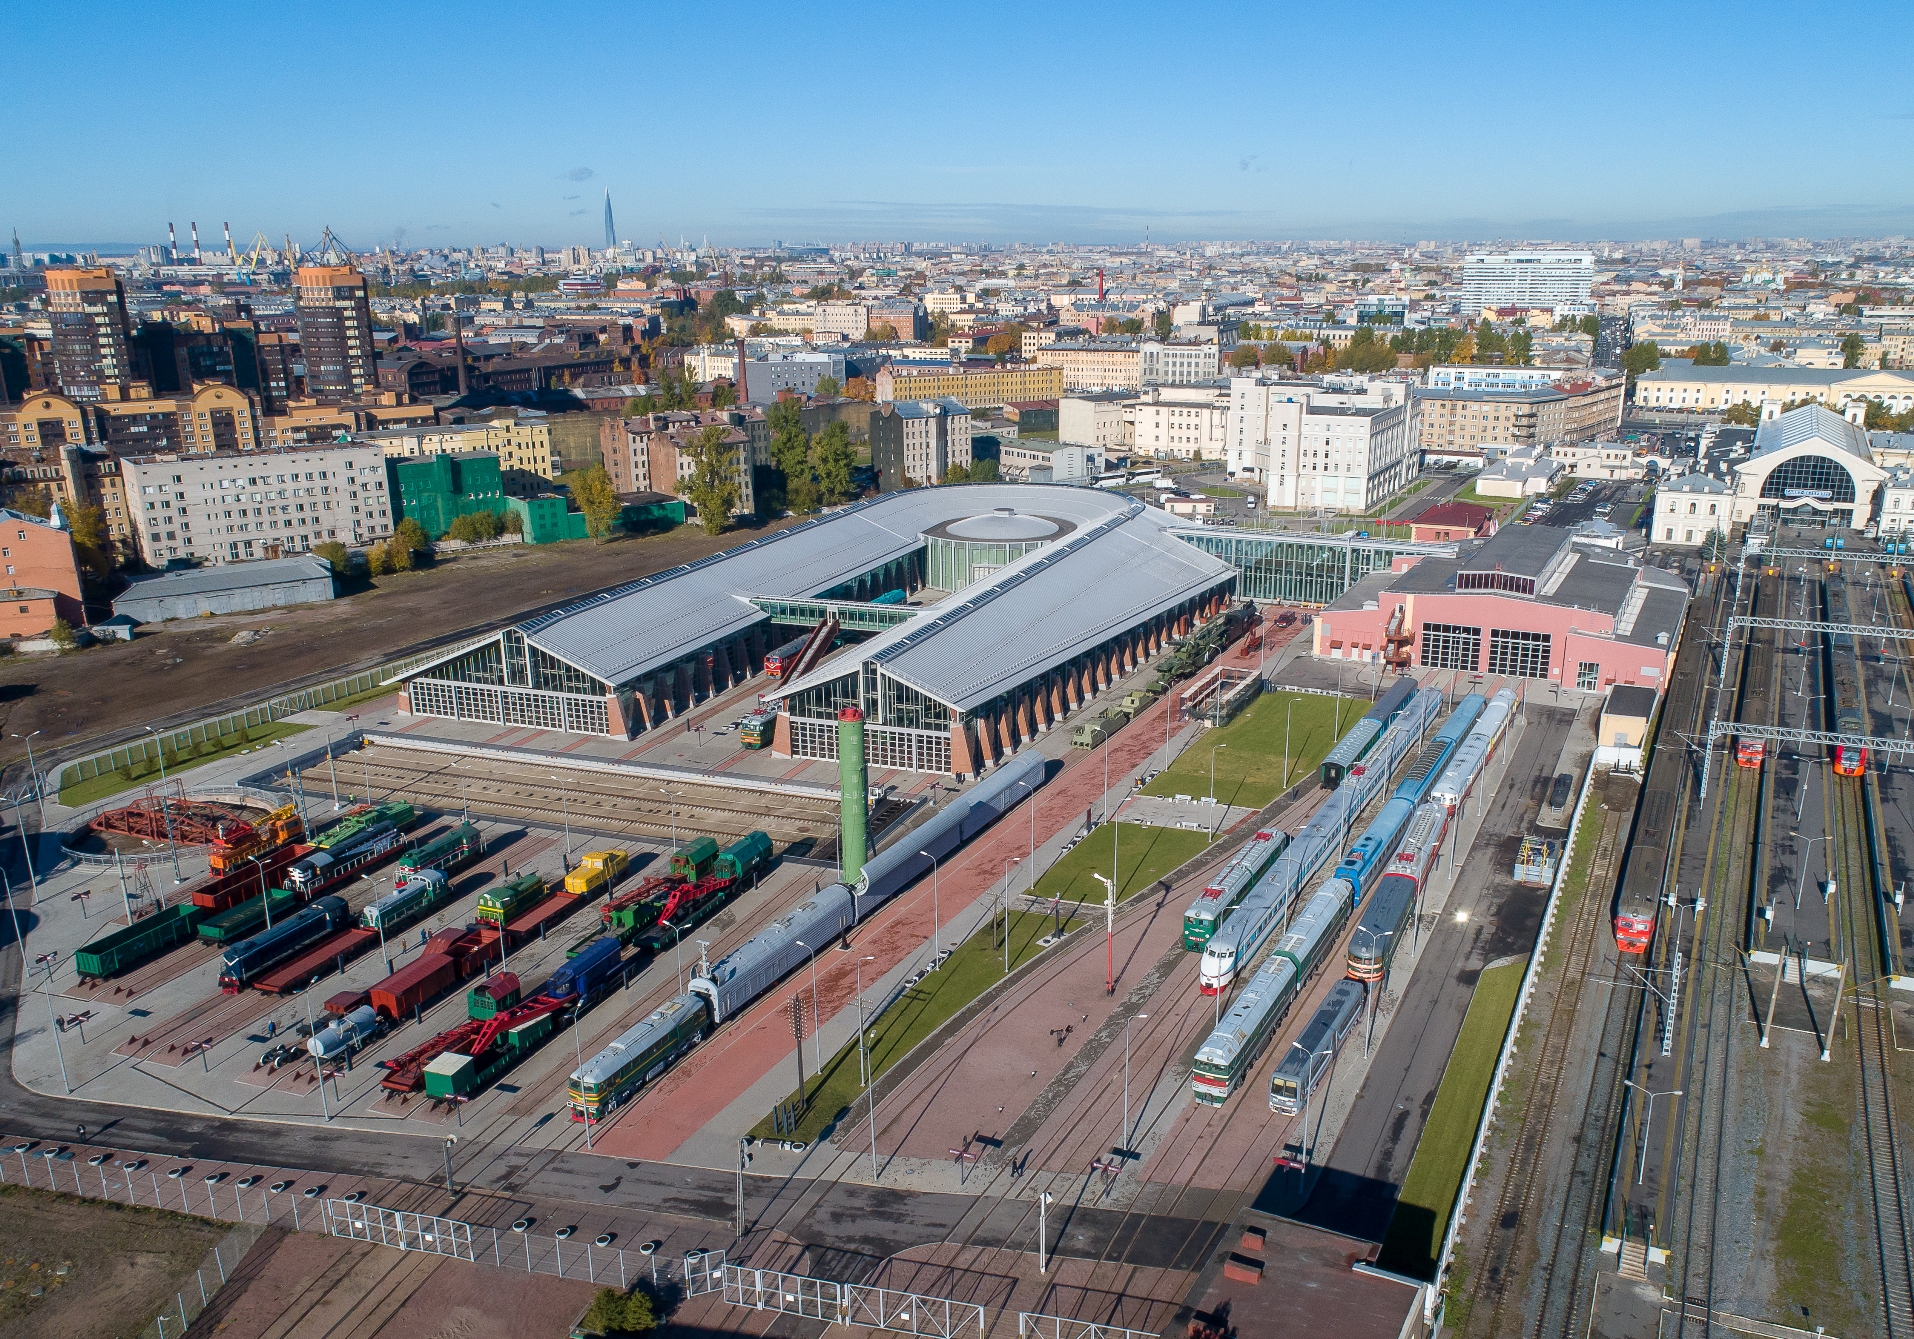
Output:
[
  {"left": 1460, "top": 251, "right": 1595, "bottom": 312},
  {"left": 1226, "top": 376, "right": 1417, "bottom": 513},
  {"left": 122, "top": 443, "right": 395, "bottom": 567},
  {"left": 1140, "top": 339, "right": 1221, "bottom": 386},
  {"left": 1131, "top": 384, "right": 1230, "bottom": 461},
  {"left": 1424, "top": 365, "right": 1569, "bottom": 392}
]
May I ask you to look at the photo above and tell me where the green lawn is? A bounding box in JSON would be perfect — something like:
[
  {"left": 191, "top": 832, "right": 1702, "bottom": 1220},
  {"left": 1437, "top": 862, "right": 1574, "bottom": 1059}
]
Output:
[
  {"left": 1377, "top": 958, "right": 1526, "bottom": 1280},
  {"left": 751, "top": 907, "right": 1060, "bottom": 1143},
  {"left": 1027, "top": 821, "right": 1213, "bottom": 908},
  {"left": 1140, "top": 690, "right": 1360, "bottom": 809},
  {"left": 58, "top": 722, "right": 314, "bottom": 808}
]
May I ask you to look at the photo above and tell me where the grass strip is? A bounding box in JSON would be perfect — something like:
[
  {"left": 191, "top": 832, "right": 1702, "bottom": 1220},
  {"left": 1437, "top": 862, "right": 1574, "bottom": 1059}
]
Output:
[
  {"left": 751, "top": 823, "right": 1210, "bottom": 1143},
  {"left": 59, "top": 722, "right": 313, "bottom": 809},
  {"left": 1140, "top": 690, "right": 1359, "bottom": 809},
  {"left": 1376, "top": 958, "right": 1526, "bottom": 1280}
]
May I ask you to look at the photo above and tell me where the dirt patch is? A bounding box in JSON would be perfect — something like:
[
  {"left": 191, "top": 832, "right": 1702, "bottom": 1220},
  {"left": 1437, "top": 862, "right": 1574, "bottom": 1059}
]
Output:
[
  {"left": 187, "top": 1226, "right": 595, "bottom": 1339},
  {"left": 2, "top": 518, "right": 801, "bottom": 778},
  {"left": 0, "top": 1183, "right": 227, "bottom": 1339}
]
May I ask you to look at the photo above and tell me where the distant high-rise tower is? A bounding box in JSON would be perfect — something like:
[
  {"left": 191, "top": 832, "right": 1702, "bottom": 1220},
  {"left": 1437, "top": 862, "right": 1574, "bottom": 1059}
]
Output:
[
  {"left": 293, "top": 264, "right": 376, "bottom": 401},
  {"left": 46, "top": 267, "right": 134, "bottom": 400},
  {"left": 603, "top": 190, "right": 616, "bottom": 251}
]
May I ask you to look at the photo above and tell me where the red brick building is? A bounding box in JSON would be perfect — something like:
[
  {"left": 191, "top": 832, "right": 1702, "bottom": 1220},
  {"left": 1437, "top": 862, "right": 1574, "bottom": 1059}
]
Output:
[{"left": 1408, "top": 500, "right": 1495, "bottom": 543}]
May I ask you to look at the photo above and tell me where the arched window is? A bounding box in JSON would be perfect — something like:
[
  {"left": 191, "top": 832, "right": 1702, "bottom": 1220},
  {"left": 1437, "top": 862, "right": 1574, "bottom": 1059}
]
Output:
[{"left": 1760, "top": 454, "right": 1856, "bottom": 503}]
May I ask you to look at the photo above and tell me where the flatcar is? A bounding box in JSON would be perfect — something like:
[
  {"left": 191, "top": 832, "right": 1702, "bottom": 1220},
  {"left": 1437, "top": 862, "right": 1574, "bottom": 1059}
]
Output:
[
  {"left": 1182, "top": 827, "right": 1290, "bottom": 950},
  {"left": 1269, "top": 979, "right": 1366, "bottom": 1113}
]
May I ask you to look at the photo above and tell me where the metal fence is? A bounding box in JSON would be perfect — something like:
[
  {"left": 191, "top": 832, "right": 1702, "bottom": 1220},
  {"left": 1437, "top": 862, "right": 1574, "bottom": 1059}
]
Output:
[
  {"left": 725, "top": 1264, "right": 985, "bottom": 1338},
  {"left": 1018, "top": 1315, "right": 1159, "bottom": 1339},
  {"left": 55, "top": 635, "right": 493, "bottom": 792},
  {"left": 328, "top": 1201, "right": 474, "bottom": 1261}
]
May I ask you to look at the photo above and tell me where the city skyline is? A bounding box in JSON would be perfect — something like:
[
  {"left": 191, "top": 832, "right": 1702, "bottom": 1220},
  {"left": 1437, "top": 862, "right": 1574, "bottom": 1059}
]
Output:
[{"left": 15, "top": 0, "right": 1914, "bottom": 249}]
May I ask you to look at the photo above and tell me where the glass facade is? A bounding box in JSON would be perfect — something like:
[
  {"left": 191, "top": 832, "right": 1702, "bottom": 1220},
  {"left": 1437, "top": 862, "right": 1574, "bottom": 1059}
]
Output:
[
  {"left": 1488, "top": 628, "right": 1552, "bottom": 679},
  {"left": 406, "top": 631, "right": 613, "bottom": 735},
  {"left": 1420, "top": 623, "right": 1481, "bottom": 671},
  {"left": 1175, "top": 532, "right": 1439, "bottom": 605},
  {"left": 925, "top": 534, "right": 1051, "bottom": 592},
  {"left": 1759, "top": 454, "right": 1856, "bottom": 504}
]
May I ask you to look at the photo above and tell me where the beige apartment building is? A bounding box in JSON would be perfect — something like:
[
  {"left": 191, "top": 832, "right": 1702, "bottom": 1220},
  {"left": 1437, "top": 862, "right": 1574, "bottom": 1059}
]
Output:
[
  {"left": 874, "top": 363, "right": 1065, "bottom": 410},
  {"left": 755, "top": 302, "right": 870, "bottom": 339},
  {"left": 1631, "top": 364, "right": 1914, "bottom": 414},
  {"left": 1035, "top": 340, "right": 1142, "bottom": 391},
  {"left": 1414, "top": 375, "right": 1623, "bottom": 450}
]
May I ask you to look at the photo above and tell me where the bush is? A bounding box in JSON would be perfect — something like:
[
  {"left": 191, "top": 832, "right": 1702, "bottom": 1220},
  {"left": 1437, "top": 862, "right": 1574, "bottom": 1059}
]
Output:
[
  {"left": 312, "top": 540, "right": 350, "bottom": 573},
  {"left": 367, "top": 542, "right": 394, "bottom": 576},
  {"left": 446, "top": 510, "right": 501, "bottom": 543},
  {"left": 502, "top": 507, "right": 524, "bottom": 535},
  {"left": 578, "top": 1287, "right": 656, "bottom": 1336},
  {"left": 387, "top": 537, "right": 414, "bottom": 572},
  {"left": 49, "top": 618, "right": 77, "bottom": 651}
]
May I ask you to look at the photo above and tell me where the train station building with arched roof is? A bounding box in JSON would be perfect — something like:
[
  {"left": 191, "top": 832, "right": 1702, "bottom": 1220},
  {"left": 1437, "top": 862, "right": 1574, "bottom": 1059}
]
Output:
[{"left": 395, "top": 484, "right": 1242, "bottom": 777}]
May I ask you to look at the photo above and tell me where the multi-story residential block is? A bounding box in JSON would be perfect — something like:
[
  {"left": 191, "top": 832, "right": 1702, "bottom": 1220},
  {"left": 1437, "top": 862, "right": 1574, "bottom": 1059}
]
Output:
[
  {"left": 740, "top": 351, "right": 847, "bottom": 404},
  {"left": 293, "top": 265, "right": 378, "bottom": 400},
  {"left": 1630, "top": 365, "right": 1914, "bottom": 415},
  {"left": 0, "top": 385, "right": 261, "bottom": 455},
  {"left": 1140, "top": 339, "right": 1220, "bottom": 386},
  {"left": 756, "top": 302, "right": 869, "bottom": 339},
  {"left": 257, "top": 399, "right": 436, "bottom": 448},
  {"left": 1459, "top": 251, "right": 1595, "bottom": 312},
  {"left": 1226, "top": 376, "right": 1416, "bottom": 512},
  {"left": 874, "top": 363, "right": 1064, "bottom": 410},
  {"left": 0, "top": 507, "right": 84, "bottom": 637},
  {"left": 356, "top": 415, "right": 554, "bottom": 495},
  {"left": 1131, "top": 384, "right": 1229, "bottom": 460},
  {"left": 44, "top": 267, "right": 134, "bottom": 400},
  {"left": 1058, "top": 392, "right": 1131, "bottom": 451},
  {"left": 597, "top": 409, "right": 766, "bottom": 514},
  {"left": 1414, "top": 374, "right": 1623, "bottom": 450},
  {"left": 121, "top": 442, "right": 395, "bottom": 566},
  {"left": 870, "top": 398, "right": 973, "bottom": 490},
  {"left": 1021, "top": 325, "right": 1086, "bottom": 359},
  {"left": 1035, "top": 339, "right": 1141, "bottom": 391}
]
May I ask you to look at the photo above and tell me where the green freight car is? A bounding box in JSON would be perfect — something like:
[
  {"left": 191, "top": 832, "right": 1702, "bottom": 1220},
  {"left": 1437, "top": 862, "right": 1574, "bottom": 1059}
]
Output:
[
  {"left": 74, "top": 904, "right": 205, "bottom": 980},
  {"left": 668, "top": 836, "right": 720, "bottom": 880},
  {"left": 476, "top": 871, "right": 547, "bottom": 925},
  {"left": 469, "top": 974, "right": 522, "bottom": 1019},
  {"left": 198, "top": 887, "right": 304, "bottom": 943},
  {"left": 713, "top": 831, "right": 773, "bottom": 882},
  {"left": 423, "top": 1010, "right": 559, "bottom": 1099},
  {"left": 397, "top": 822, "right": 485, "bottom": 878},
  {"left": 311, "top": 801, "right": 417, "bottom": 850}
]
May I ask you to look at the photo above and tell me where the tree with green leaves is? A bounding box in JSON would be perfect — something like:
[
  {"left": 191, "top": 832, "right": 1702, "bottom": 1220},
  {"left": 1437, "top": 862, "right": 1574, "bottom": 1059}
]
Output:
[
  {"left": 1153, "top": 310, "right": 1173, "bottom": 340},
  {"left": 384, "top": 536, "right": 414, "bottom": 572},
  {"left": 578, "top": 1286, "right": 657, "bottom": 1337},
  {"left": 65, "top": 501, "right": 111, "bottom": 577},
  {"left": 1721, "top": 402, "right": 1761, "bottom": 427},
  {"left": 1471, "top": 317, "right": 1507, "bottom": 364},
  {"left": 570, "top": 463, "right": 623, "bottom": 539},
  {"left": 683, "top": 425, "right": 740, "bottom": 535},
  {"left": 366, "top": 541, "right": 394, "bottom": 576},
  {"left": 1622, "top": 341, "right": 1661, "bottom": 381},
  {"left": 1227, "top": 345, "right": 1261, "bottom": 370},
  {"left": 711, "top": 382, "right": 737, "bottom": 409},
  {"left": 446, "top": 509, "right": 501, "bottom": 543},
  {"left": 813, "top": 375, "right": 842, "bottom": 399},
  {"left": 1507, "top": 328, "right": 1534, "bottom": 366},
  {"left": 966, "top": 456, "right": 1000, "bottom": 483},
  {"left": 1580, "top": 314, "right": 1601, "bottom": 338},
  {"left": 49, "top": 617, "right": 76, "bottom": 651},
  {"left": 312, "top": 540, "right": 349, "bottom": 573},
  {"left": 1863, "top": 398, "right": 1914, "bottom": 432},
  {"left": 812, "top": 421, "right": 856, "bottom": 504},
  {"left": 4, "top": 485, "right": 51, "bottom": 520},
  {"left": 393, "top": 517, "right": 429, "bottom": 555},
  {"left": 1841, "top": 332, "right": 1868, "bottom": 369}
]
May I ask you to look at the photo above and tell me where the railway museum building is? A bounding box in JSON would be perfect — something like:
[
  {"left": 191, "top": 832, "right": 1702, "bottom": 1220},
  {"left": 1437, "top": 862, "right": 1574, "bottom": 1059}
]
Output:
[
  {"left": 1311, "top": 522, "right": 1689, "bottom": 694},
  {"left": 396, "top": 485, "right": 1239, "bottom": 777}
]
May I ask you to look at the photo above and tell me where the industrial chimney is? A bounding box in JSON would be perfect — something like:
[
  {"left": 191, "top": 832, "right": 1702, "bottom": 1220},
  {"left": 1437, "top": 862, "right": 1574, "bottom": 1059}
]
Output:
[{"left": 837, "top": 706, "right": 868, "bottom": 885}]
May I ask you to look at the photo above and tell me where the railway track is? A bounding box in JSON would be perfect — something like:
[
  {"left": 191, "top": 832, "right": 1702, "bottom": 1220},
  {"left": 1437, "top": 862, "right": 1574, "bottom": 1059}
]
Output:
[
  {"left": 1459, "top": 787, "right": 1629, "bottom": 1339},
  {"left": 349, "top": 747, "right": 839, "bottom": 847}
]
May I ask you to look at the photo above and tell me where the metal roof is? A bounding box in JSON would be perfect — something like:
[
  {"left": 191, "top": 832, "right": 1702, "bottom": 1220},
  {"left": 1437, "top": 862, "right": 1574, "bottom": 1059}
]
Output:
[
  {"left": 1751, "top": 403, "right": 1872, "bottom": 461},
  {"left": 517, "top": 485, "right": 1233, "bottom": 698},
  {"left": 115, "top": 555, "right": 333, "bottom": 600}
]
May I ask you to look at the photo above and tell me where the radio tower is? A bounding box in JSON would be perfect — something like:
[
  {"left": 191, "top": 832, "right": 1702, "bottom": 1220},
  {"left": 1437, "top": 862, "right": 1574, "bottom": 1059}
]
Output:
[{"left": 603, "top": 189, "right": 616, "bottom": 251}]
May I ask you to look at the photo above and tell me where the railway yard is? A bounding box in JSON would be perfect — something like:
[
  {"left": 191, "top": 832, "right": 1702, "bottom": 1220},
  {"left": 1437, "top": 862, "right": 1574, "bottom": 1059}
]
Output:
[{"left": 5, "top": 527, "right": 1912, "bottom": 1339}]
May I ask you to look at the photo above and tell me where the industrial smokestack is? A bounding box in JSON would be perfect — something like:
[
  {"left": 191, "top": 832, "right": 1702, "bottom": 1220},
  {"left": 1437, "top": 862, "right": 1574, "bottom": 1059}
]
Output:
[
  {"left": 1097, "top": 267, "right": 1105, "bottom": 301},
  {"left": 453, "top": 315, "right": 469, "bottom": 397},
  {"left": 838, "top": 706, "right": 868, "bottom": 886},
  {"left": 223, "top": 221, "right": 235, "bottom": 264},
  {"left": 735, "top": 337, "right": 746, "bottom": 403},
  {"left": 190, "top": 221, "right": 201, "bottom": 262},
  {"left": 167, "top": 222, "right": 177, "bottom": 262}
]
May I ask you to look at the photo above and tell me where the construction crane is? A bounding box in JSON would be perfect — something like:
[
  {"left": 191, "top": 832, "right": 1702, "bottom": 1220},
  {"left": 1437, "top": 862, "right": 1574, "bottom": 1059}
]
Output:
[{"left": 313, "top": 226, "right": 353, "bottom": 266}]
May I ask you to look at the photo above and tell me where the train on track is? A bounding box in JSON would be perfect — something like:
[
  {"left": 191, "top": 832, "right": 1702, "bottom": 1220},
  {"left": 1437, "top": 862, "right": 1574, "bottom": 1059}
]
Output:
[
  {"left": 1198, "top": 685, "right": 1442, "bottom": 996},
  {"left": 1318, "top": 677, "right": 1420, "bottom": 787},
  {"left": 1182, "top": 828, "right": 1290, "bottom": 950},
  {"left": 567, "top": 751, "right": 1047, "bottom": 1124},
  {"left": 1192, "top": 687, "right": 1510, "bottom": 1103}
]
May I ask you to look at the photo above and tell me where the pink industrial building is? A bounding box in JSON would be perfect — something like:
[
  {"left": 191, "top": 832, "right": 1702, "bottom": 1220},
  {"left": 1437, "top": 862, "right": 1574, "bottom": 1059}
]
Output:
[{"left": 1313, "top": 523, "right": 1688, "bottom": 694}]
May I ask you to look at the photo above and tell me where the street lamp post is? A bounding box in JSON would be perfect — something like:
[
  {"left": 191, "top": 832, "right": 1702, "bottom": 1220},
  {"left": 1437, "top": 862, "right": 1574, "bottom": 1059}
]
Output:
[
  {"left": 662, "top": 919, "right": 683, "bottom": 992},
  {"left": 794, "top": 939, "right": 821, "bottom": 1073},
  {"left": 1093, "top": 871, "right": 1115, "bottom": 996},
  {"left": 1208, "top": 744, "right": 1227, "bottom": 837},
  {"left": 443, "top": 1134, "right": 459, "bottom": 1192},
  {"left": 917, "top": 849, "right": 942, "bottom": 968},
  {"left": 9, "top": 795, "right": 39, "bottom": 892},
  {"left": 12, "top": 731, "right": 43, "bottom": 825},
  {"left": 1621, "top": 1080, "right": 1683, "bottom": 1185},
  {"left": 1284, "top": 697, "right": 1295, "bottom": 789},
  {"left": 1793, "top": 834, "right": 1828, "bottom": 910},
  {"left": 1038, "top": 1191, "right": 1054, "bottom": 1275},
  {"left": 572, "top": 1007, "right": 593, "bottom": 1150},
  {"left": 326, "top": 721, "right": 343, "bottom": 811},
  {"left": 548, "top": 774, "right": 573, "bottom": 865},
  {"left": 246, "top": 853, "right": 273, "bottom": 931},
  {"left": 1121, "top": 1013, "right": 1148, "bottom": 1154},
  {"left": 855, "top": 954, "right": 875, "bottom": 1088},
  {"left": 142, "top": 726, "right": 182, "bottom": 884}
]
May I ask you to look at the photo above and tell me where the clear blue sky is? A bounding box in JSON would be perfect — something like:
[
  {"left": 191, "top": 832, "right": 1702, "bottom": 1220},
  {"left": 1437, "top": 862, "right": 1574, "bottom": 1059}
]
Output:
[{"left": 18, "top": 0, "right": 1914, "bottom": 250}]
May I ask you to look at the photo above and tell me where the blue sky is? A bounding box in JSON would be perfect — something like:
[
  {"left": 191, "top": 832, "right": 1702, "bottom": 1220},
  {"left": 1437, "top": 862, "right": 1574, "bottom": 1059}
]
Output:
[{"left": 18, "top": 1, "right": 1914, "bottom": 250}]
